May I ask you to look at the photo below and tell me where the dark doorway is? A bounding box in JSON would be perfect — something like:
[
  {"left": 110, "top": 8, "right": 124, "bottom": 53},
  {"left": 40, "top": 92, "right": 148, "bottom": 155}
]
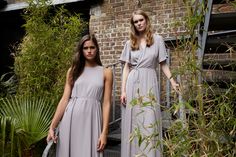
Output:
[
  {"left": 0, "top": 9, "right": 25, "bottom": 77},
  {"left": 0, "top": 1, "right": 90, "bottom": 77}
]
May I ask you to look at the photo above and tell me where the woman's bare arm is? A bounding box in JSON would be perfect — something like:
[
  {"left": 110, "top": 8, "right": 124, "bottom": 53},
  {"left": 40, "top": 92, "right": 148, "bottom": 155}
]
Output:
[
  {"left": 97, "top": 68, "right": 113, "bottom": 151},
  {"left": 47, "top": 68, "right": 72, "bottom": 142},
  {"left": 120, "top": 62, "right": 130, "bottom": 105},
  {"left": 160, "top": 61, "right": 179, "bottom": 92}
]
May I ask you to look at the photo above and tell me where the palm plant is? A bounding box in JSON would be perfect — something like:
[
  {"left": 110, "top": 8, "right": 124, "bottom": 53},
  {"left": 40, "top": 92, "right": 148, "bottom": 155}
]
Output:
[{"left": 0, "top": 96, "right": 55, "bottom": 157}]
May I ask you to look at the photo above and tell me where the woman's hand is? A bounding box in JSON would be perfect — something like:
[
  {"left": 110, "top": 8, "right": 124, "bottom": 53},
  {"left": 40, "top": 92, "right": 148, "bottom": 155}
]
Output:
[
  {"left": 46, "top": 128, "right": 58, "bottom": 143},
  {"left": 170, "top": 79, "right": 180, "bottom": 94},
  {"left": 97, "top": 133, "right": 107, "bottom": 152},
  {"left": 120, "top": 92, "right": 127, "bottom": 106}
]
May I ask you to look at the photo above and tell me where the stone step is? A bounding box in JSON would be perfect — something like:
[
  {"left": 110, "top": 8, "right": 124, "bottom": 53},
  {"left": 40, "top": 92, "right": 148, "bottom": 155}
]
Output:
[
  {"left": 203, "top": 69, "right": 236, "bottom": 83},
  {"left": 203, "top": 53, "right": 236, "bottom": 68},
  {"left": 203, "top": 84, "right": 229, "bottom": 95},
  {"left": 204, "top": 53, "right": 236, "bottom": 62},
  {"left": 212, "top": 2, "right": 236, "bottom": 14}
]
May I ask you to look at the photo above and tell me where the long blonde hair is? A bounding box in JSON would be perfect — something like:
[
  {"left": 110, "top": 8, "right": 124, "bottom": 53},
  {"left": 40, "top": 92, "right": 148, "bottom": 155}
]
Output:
[{"left": 130, "top": 10, "right": 154, "bottom": 50}]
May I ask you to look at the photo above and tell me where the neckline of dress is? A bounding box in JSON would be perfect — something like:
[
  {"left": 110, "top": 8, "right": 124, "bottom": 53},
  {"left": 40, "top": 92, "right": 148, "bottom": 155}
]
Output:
[
  {"left": 84, "top": 65, "right": 100, "bottom": 69},
  {"left": 139, "top": 46, "right": 146, "bottom": 51}
]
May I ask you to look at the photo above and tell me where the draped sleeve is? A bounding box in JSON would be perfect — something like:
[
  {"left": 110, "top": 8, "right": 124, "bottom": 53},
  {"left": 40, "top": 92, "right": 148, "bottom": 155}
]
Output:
[
  {"left": 119, "top": 40, "right": 131, "bottom": 63},
  {"left": 156, "top": 35, "right": 168, "bottom": 63}
]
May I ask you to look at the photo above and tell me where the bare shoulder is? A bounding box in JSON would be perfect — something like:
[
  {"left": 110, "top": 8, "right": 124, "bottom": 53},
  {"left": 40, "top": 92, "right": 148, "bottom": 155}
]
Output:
[
  {"left": 66, "top": 67, "right": 72, "bottom": 77},
  {"left": 65, "top": 67, "right": 73, "bottom": 83},
  {"left": 67, "top": 67, "right": 72, "bottom": 73},
  {"left": 104, "top": 67, "right": 113, "bottom": 80}
]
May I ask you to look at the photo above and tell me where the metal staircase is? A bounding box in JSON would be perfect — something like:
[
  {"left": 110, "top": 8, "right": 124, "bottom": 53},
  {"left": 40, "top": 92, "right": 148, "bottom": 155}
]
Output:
[{"left": 198, "top": 0, "right": 236, "bottom": 93}]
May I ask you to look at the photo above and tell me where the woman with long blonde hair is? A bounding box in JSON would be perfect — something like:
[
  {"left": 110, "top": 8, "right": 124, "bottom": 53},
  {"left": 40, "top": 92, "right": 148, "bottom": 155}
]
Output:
[{"left": 120, "top": 10, "right": 179, "bottom": 157}]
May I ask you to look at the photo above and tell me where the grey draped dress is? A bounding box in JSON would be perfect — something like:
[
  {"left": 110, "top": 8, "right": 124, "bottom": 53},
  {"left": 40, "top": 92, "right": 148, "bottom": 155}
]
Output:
[
  {"left": 56, "top": 66, "right": 104, "bottom": 157},
  {"left": 120, "top": 34, "right": 167, "bottom": 157}
]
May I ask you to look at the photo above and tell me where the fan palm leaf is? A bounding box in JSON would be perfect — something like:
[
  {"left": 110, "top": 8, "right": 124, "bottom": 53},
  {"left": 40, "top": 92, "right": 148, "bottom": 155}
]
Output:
[{"left": 0, "top": 96, "right": 55, "bottom": 156}]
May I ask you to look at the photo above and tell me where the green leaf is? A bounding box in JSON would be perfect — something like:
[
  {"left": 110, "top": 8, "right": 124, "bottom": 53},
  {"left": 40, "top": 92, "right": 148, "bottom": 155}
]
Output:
[{"left": 0, "top": 95, "right": 55, "bottom": 156}]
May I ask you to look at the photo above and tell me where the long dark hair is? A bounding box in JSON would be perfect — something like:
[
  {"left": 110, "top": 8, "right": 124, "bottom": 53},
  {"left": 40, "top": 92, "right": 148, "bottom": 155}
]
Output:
[
  {"left": 70, "top": 34, "right": 102, "bottom": 85},
  {"left": 130, "top": 9, "right": 154, "bottom": 50}
]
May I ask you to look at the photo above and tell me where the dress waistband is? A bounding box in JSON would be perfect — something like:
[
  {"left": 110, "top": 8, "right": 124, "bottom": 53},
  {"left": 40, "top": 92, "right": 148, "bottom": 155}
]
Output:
[
  {"left": 131, "top": 67, "right": 155, "bottom": 71},
  {"left": 130, "top": 67, "right": 155, "bottom": 84},
  {"left": 70, "top": 96, "right": 100, "bottom": 102}
]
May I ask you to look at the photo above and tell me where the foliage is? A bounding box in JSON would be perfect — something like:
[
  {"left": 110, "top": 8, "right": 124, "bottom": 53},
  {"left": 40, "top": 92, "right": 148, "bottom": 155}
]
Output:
[
  {"left": 165, "top": 83, "right": 236, "bottom": 156},
  {"left": 165, "top": 0, "right": 236, "bottom": 156},
  {"left": 14, "top": 0, "right": 87, "bottom": 99},
  {"left": 0, "top": 72, "right": 17, "bottom": 98},
  {"left": 0, "top": 95, "right": 55, "bottom": 157},
  {"left": 0, "top": 0, "right": 87, "bottom": 156},
  {"left": 129, "top": 89, "right": 162, "bottom": 157}
]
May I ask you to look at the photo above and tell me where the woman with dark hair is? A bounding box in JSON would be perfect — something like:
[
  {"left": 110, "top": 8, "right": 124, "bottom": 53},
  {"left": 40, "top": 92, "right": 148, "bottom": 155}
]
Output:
[
  {"left": 47, "top": 34, "right": 113, "bottom": 157},
  {"left": 120, "top": 10, "right": 179, "bottom": 157}
]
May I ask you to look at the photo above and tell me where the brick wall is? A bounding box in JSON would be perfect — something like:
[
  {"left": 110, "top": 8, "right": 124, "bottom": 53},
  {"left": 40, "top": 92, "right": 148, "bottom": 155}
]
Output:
[
  {"left": 90, "top": 0, "right": 186, "bottom": 63},
  {"left": 89, "top": 0, "right": 186, "bottom": 102}
]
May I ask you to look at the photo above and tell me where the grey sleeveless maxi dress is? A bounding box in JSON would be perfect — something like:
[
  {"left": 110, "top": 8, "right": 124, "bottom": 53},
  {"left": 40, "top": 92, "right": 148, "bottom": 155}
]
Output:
[
  {"left": 120, "top": 34, "right": 167, "bottom": 157},
  {"left": 56, "top": 66, "right": 104, "bottom": 157}
]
